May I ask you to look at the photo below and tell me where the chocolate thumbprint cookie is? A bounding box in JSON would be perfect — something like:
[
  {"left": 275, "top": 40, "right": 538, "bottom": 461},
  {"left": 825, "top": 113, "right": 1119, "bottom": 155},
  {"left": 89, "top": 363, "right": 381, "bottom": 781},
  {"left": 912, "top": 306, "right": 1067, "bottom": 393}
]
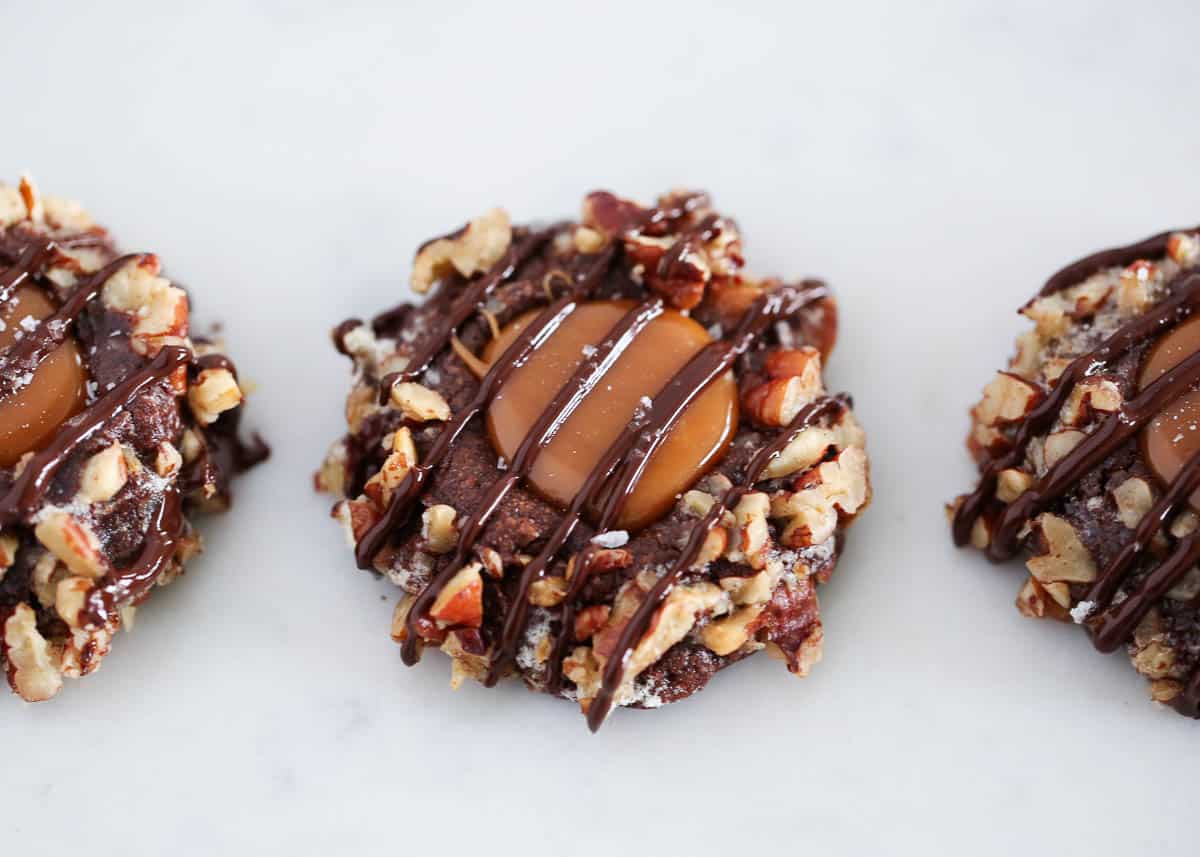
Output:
[
  {"left": 951, "top": 225, "right": 1200, "bottom": 718},
  {"left": 320, "top": 190, "right": 870, "bottom": 730},
  {"left": 0, "top": 176, "right": 266, "bottom": 702}
]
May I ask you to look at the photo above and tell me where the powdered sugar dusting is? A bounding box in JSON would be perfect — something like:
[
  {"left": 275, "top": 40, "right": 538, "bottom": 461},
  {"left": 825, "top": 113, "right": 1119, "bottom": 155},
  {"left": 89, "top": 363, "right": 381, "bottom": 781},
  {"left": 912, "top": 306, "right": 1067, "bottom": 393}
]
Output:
[
  {"left": 1070, "top": 600, "right": 1095, "bottom": 624},
  {"left": 626, "top": 674, "right": 666, "bottom": 709},
  {"left": 516, "top": 610, "right": 552, "bottom": 674}
]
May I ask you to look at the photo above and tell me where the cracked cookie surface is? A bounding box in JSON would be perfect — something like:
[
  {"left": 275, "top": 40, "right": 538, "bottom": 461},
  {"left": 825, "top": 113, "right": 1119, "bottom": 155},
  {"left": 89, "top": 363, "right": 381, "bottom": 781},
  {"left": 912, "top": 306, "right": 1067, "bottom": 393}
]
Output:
[
  {"left": 951, "top": 226, "right": 1200, "bottom": 718},
  {"left": 320, "top": 189, "right": 870, "bottom": 730},
  {"left": 0, "top": 176, "right": 266, "bottom": 702}
]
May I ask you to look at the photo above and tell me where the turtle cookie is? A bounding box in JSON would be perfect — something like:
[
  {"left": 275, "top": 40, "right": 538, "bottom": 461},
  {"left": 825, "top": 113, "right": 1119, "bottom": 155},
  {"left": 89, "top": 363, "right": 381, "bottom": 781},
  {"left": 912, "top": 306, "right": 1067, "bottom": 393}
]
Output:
[
  {"left": 0, "top": 176, "right": 266, "bottom": 702},
  {"left": 951, "top": 225, "right": 1200, "bottom": 718},
  {"left": 319, "top": 189, "right": 870, "bottom": 730}
]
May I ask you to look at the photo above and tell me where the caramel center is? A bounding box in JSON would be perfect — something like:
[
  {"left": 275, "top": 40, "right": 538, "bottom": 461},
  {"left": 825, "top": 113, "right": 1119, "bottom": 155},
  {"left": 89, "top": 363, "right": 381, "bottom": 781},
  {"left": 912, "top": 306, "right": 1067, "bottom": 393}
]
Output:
[
  {"left": 483, "top": 300, "right": 737, "bottom": 531},
  {"left": 0, "top": 286, "right": 87, "bottom": 466},
  {"left": 1140, "top": 313, "right": 1200, "bottom": 507}
]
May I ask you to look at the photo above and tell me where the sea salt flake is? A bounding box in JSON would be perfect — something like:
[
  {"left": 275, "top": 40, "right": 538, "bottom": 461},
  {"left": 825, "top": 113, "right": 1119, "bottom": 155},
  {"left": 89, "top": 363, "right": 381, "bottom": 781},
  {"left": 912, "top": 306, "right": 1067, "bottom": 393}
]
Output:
[{"left": 591, "top": 530, "right": 629, "bottom": 549}]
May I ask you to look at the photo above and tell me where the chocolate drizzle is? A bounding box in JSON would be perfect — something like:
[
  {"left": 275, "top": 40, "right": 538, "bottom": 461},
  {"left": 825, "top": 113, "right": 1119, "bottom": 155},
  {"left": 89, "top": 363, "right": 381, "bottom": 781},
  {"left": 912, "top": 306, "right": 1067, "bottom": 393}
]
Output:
[
  {"left": 953, "top": 272, "right": 1200, "bottom": 555},
  {"left": 0, "top": 252, "right": 138, "bottom": 399},
  {"left": 1040, "top": 226, "right": 1200, "bottom": 296},
  {"left": 657, "top": 212, "right": 721, "bottom": 283},
  {"left": 377, "top": 228, "right": 557, "bottom": 400},
  {"left": 331, "top": 318, "right": 363, "bottom": 357},
  {"left": 0, "top": 226, "right": 265, "bottom": 639},
  {"left": 397, "top": 298, "right": 666, "bottom": 664},
  {"left": 0, "top": 345, "right": 190, "bottom": 527},
  {"left": 1084, "top": 449, "right": 1200, "bottom": 628},
  {"left": 353, "top": 247, "right": 618, "bottom": 567},
  {"left": 356, "top": 296, "right": 578, "bottom": 567},
  {"left": 186, "top": 350, "right": 271, "bottom": 491},
  {"left": 955, "top": 237, "right": 1200, "bottom": 717},
  {"left": 586, "top": 394, "right": 848, "bottom": 731},
  {"left": 82, "top": 487, "right": 183, "bottom": 628},
  {"left": 992, "top": 335, "right": 1200, "bottom": 553},
  {"left": 0, "top": 311, "right": 190, "bottom": 632},
  {"left": 485, "top": 282, "right": 830, "bottom": 694},
  {"left": 0, "top": 239, "right": 55, "bottom": 304},
  {"left": 0, "top": 228, "right": 110, "bottom": 266}
]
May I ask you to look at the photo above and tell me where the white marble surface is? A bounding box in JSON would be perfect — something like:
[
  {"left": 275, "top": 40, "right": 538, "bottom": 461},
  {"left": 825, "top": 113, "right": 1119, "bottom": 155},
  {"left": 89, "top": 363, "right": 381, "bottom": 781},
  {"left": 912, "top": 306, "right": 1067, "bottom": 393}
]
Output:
[{"left": 6, "top": 2, "right": 1199, "bottom": 855}]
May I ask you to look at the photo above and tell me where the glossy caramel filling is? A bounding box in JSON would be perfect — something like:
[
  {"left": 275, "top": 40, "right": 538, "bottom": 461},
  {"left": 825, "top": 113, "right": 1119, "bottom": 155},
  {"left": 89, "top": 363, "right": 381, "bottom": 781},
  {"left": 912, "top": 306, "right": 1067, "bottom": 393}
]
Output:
[
  {"left": 0, "top": 286, "right": 87, "bottom": 466},
  {"left": 483, "top": 300, "right": 737, "bottom": 530},
  {"left": 1140, "top": 313, "right": 1200, "bottom": 507}
]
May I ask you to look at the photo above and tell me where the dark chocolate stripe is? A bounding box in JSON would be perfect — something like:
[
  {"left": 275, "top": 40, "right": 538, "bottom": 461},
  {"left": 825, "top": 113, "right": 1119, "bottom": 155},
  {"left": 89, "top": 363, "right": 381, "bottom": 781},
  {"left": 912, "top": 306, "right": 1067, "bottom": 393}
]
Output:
[
  {"left": 193, "top": 353, "right": 237, "bottom": 375},
  {"left": 953, "top": 271, "right": 1200, "bottom": 553},
  {"left": 353, "top": 249, "right": 617, "bottom": 569},
  {"left": 586, "top": 394, "right": 849, "bottom": 731},
  {"left": 518, "top": 281, "right": 830, "bottom": 692},
  {"left": 991, "top": 339, "right": 1200, "bottom": 556},
  {"left": 354, "top": 296, "right": 579, "bottom": 568},
  {"left": 377, "top": 228, "right": 555, "bottom": 400},
  {"left": 595, "top": 283, "right": 827, "bottom": 526},
  {"left": 1084, "top": 449, "right": 1200, "bottom": 619},
  {"left": 1074, "top": 445, "right": 1200, "bottom": 668},
  {"left": 0, "top": 253, "right": 139, "bottom": 399},
  {"left": 0, "top": 345, "right": 190, "bottom": 526},
  {"left": 82, "top": 487, "right": 183, "bottom": 628},
  {"left": 0, "top": 238, "right": 55, "bottom": 305},
  {"left": 649, "top": 191, "right": 710, "bottom": 226},
  {"left": 399, "top": 298, "right": 666, "bottom": 664},
  {"left": 331, "top": 318, "right": 363, "bottom": 356},
  {"left": 1091, "top": 534, "right": 1200, "bottom": 656},
  {"left": 1040, "top": 226, "right": 1199, "bottom": 295},
  {"left": 536, "top": 323, "right": 755, "bottom": 691},
  {"left": 657, "top": 212, "right": 721, "bottom": 280},
  {"left": 56, "top": 232, "right": 111, "bottom": 251}
]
